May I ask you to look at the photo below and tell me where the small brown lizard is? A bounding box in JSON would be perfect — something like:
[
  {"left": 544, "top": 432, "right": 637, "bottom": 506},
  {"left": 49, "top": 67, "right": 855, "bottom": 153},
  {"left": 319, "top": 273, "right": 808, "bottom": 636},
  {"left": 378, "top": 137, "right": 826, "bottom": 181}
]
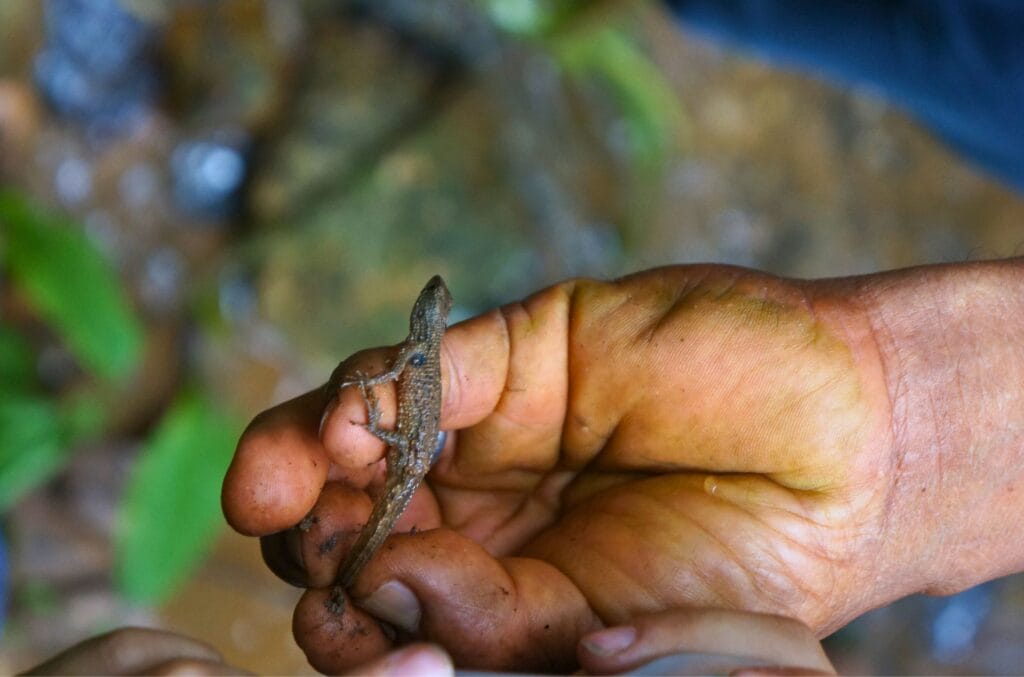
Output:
[{"left": 323, "top": 275, "right": 452, "bottom": 590}]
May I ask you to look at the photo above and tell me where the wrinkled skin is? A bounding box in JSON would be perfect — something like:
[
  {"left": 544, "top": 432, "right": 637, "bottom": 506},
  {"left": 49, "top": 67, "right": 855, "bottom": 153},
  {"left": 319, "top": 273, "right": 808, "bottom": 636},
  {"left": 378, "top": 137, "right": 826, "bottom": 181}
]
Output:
[{"left": 222, "top": 262, "right": 1024, "bottom": 673}]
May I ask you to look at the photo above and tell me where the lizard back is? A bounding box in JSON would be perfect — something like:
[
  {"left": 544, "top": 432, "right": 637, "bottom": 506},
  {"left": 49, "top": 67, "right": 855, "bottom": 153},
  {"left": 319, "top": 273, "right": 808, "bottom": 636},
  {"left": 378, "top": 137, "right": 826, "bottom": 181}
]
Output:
[{"left": 335, "top": 275, "right": 451, "bottom": 588}]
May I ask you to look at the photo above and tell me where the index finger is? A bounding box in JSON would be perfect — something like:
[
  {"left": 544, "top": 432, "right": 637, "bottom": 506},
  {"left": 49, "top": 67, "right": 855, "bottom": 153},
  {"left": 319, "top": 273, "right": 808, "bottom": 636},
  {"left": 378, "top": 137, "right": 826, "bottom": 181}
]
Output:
[{"left": 222, "top": 389, "right": 331, "bottom": 535}]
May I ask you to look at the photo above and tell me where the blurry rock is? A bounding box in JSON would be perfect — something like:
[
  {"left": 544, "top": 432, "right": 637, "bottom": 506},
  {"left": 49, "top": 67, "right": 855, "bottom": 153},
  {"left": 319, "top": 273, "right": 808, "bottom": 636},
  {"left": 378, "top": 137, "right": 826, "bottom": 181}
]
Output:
[
  {"left": 117, "top": 161, "right": 161, "bottom": 211},
  {"left": 138, "top": 246, "right": 185, "bottom": 312},
  {"left": 42, "top": 0, "right": 153, "bottom": 78},
  {"left": 53, "top": 154, "right": 92, "bottom": 205},
  {"left": 170, "top": 134, "right": 249, "bottom": 221},
  {"left": 33, "top": 0, "right": 159, "bottom": 139}
]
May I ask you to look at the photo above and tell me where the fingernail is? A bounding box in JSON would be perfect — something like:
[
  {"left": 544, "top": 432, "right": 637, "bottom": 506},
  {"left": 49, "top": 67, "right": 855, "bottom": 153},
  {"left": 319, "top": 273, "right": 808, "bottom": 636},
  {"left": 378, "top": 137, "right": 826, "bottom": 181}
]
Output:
[
  {"left": 431, "top": 431, "right": 447, "bottom": 464},
  {"left": 381, "top": 644, "right": 452, "bottom": 677},
  {"left": 359, "top": 580, "right": 422, "bottom": 633},
  {"left": 580, "top": 625, "right": 637, "bottom": 657}
]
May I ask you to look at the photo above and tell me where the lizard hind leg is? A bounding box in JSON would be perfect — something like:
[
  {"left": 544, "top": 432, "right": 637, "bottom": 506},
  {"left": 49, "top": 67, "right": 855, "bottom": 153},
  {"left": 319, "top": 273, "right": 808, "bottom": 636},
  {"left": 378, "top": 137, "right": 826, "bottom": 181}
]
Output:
[{"left": 356, "top": 378, "right": 405, "bottom": 449}]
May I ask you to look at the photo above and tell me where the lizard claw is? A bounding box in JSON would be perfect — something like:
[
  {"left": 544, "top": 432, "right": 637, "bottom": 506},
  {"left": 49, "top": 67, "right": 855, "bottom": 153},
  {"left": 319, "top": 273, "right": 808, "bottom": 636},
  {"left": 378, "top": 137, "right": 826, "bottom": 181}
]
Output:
[{"left": 338, "top": 370, "right": 367, "bottom": 390}]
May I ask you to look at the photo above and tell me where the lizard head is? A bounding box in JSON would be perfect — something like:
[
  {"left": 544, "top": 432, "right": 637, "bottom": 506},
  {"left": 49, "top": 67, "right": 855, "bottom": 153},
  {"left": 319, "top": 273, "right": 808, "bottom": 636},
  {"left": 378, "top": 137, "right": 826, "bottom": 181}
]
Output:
[{"left": 409, "top": 274, "right": 453, "bottom": 341}]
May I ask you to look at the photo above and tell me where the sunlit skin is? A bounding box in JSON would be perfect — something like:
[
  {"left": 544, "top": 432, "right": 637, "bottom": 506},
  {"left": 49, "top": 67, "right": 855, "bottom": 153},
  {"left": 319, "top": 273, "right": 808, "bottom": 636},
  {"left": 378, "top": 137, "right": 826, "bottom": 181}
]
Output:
[{"left": 222, "top": 261, "right": 1024, "bottom": 673}]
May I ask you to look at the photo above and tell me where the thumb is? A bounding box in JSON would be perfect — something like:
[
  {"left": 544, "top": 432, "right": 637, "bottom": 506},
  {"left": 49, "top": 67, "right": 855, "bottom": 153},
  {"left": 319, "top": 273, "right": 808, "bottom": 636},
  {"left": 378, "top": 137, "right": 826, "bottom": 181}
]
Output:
[{"left": 577, "top": 608, "right": 835, "bottom": 675}]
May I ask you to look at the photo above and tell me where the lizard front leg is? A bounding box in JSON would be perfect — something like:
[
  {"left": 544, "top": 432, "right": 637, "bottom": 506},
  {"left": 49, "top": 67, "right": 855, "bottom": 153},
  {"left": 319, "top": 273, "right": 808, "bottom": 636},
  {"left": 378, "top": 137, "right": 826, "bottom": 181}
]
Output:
[
  {"left": 340, "top": 340, "right": 422, "bottom": 390},
  {"left": 322, "top": 340, "right": 423, "bottom": 434}
]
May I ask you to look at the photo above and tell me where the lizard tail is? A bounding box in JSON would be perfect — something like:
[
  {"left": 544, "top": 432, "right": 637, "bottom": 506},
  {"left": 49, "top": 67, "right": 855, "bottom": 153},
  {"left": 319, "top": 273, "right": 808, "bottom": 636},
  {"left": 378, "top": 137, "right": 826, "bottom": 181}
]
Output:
[{"left": 336, "top": 478, "right": 419, "bottom": 588}]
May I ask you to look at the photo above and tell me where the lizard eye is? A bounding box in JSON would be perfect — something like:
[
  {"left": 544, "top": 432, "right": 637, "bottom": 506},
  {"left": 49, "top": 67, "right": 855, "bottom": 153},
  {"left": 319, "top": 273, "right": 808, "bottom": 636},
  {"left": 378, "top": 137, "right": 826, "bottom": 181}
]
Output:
[{"left": 409, "top": 353, "right": 426, "bottom": 367}]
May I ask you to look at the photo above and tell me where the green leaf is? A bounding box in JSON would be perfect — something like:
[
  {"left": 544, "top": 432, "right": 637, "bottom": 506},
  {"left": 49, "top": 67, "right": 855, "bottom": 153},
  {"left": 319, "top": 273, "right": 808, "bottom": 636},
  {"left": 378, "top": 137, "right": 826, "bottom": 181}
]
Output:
[
  {"left": 0, "top": 190, "right": 143, "bottom": 380},
  {"left": 115, "top": 390, "right": 242, "bottom": 604},
  {"left": 0, "top": 325, "right": 35, "bottom": 393},
  {"left": 0, "top": 392, "right": 67, "bottom": 512}
]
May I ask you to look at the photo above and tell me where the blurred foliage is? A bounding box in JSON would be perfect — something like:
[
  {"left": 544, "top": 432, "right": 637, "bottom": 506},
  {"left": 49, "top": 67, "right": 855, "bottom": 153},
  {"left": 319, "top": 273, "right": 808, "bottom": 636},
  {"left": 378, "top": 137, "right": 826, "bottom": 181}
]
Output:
[
  {"left": 483, "top": 0, "right": 689, "bottom": 241},
  {"left": 116, "top": 389, "right": 242, "bottom": 604},
  {"left": 0, "top": 190, "right": 142, "bottom": 381},
  {"left": 0, "top": 192, "right": 136, "bottom": 511},
  {"left": 0, "top": 190, "right": 239, "bottom": 604},
  {"left": 483, "top": 0, "right": 688, "bottom": 169},
  {"left": 0, "top": 393, "right": 64, "bottom": 513},
  {"left": 0, "top": 325, "right": 35, "bottom": 392}
]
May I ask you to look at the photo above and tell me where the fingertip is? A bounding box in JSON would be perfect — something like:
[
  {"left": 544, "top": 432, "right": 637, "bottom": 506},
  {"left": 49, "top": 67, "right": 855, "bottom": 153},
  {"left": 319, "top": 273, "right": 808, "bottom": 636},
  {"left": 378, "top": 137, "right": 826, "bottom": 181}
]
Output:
[
  {"left": 578, "top": 625, "right": 637, "bottom": 660},
  {"left": 292, "top": 587, "right": 394, "bottom": 674},
  {"left": 319, "top": 382, "right": 389, "bottom": 474},
  {"left": 222, "top": 391, "right": 330, "bottom": 536}
]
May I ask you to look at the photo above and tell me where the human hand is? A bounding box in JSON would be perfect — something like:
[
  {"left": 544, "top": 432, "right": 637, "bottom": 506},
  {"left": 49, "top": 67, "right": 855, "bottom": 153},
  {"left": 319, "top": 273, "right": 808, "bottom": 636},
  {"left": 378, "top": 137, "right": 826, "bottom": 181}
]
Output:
[
  {"left": 21, "top": 627, "right": 452, "bottom": 676},
  {"left": 21, "top": 627, "right": 246, "bottom": 676},
  {"left": 223, "top": 261, "right": 1024, "bottom": 672}
]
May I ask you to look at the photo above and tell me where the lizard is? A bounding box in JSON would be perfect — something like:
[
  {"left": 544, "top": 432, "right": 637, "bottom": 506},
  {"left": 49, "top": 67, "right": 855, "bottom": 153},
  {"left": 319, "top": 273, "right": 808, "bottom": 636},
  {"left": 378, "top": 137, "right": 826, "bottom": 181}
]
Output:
[{"left": 322, "top": 274, "right": 452, "bottom": 590}]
